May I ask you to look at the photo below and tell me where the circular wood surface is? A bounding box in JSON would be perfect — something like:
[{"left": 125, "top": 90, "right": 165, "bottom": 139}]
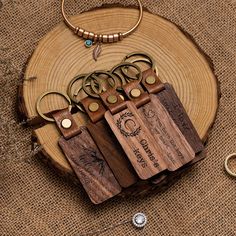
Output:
[{"left": 21, "top": 7, "right": 219, "bottom": 174}]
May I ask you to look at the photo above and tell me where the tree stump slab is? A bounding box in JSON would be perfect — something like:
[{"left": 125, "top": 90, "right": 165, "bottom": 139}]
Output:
[{"left": 19, "top": 7, "right": 219, "bottom": 186}]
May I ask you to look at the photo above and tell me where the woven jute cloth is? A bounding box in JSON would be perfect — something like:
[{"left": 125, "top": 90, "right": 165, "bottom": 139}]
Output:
[{"left": 1, "top": 0, "right": 235, "bottom": 235}]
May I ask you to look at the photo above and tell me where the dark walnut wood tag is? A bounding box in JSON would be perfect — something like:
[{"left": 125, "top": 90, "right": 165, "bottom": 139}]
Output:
[
  {"left": 139, "top": 94, "right": 196, "bottom": 170},
  {"left": 59, "top": 127, "right": 121, "bottom": 204},
  {"left": 87, "top": 120, "right": 138, "bottom": 188},
  {"left": 105, "top": 101, "right": 167, "bottom": 180},
  {"left": 157, "top": 83, "right": 204, "bottom": 153},
  {"left": 142, "top": 69, "right": 204, "bottom": 154}
]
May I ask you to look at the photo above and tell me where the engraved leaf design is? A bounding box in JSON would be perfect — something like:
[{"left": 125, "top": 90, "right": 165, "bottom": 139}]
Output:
[
  {"left": 116, "top": 112, "right": 141, "bottom": 137},
  {"left": 93, "top": 43, "right": 102, "bottom": 61},
  {"left": 78, "top": 145, "right": 105, "bottom": 176}
]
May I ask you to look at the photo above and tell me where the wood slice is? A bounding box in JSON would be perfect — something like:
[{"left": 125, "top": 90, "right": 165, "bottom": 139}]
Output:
[{"left": 19, "top": 7, "right": 219, "bottom": 181}]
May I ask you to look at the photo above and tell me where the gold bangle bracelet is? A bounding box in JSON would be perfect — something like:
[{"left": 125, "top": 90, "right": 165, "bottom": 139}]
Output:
[{"left": 61, "top": 0, "right": 143, "bottom": 45}]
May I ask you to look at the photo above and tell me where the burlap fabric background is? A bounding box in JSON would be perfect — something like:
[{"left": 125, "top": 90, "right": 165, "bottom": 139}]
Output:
[{"left": 1, "top": 0, "right": 235, "bottom": 235}]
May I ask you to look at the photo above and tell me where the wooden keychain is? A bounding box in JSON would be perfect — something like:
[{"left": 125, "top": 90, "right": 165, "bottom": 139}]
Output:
[
  {"left": 109, "top": 62, "right": 196, "bottom": 173},
  {"left": 36, "top": 90, "right": 121, "bottom": 204},
  {"left": 86, "top": 66, "right": 167, "bottom": 180},
  {"left": 123, "top": 52, "right": 205, "bottom": 155},
  {"left": 68, "top": 71, "right": 138, "bottom": 188}
]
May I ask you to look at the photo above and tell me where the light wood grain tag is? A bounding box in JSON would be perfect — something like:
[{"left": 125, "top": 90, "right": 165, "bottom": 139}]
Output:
[
  {"left": 139, "top": 94, "right": 196, "bottom": 170},
  {"left": 105, "top": 101, "right": 167, "bottom": 180},
  {"left": 59, "top": 127, "right": 121, "bottom": 204}
]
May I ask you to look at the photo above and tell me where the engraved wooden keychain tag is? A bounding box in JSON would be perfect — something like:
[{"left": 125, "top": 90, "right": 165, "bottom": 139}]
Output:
[
  {"left": 141, "top": 68, "right": 204, "bottom": 154},
  {"left": 100, "top": 88, "right": 167, "bottom": 180},
  {"left": 36, "top": 91, "right": 121, "bottom": 204},
  {"left": 122, "top": 80, "right": 196, "bottom": 171},
  {"left": 68, "top": 71, "right": 138, "bottom": 188},
  {"left": 123, "top": 52, "right": 204, "bottom": 155},
  {"left": 80, "top": 96, "right": 138, "bottom": 188}
]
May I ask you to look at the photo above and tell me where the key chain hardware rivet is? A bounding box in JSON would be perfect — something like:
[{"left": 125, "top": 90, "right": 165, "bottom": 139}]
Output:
[
  {"left": 107, "top": 95, "right": 118, "bottom": 104},
  {"left": 146, "top": 75, "right": 156, "bottom": 85},
  {"left": 130, "top": 88, "right": 141, "bottom": 98},
  {"left": 89, "top": 102, "right": 100, "bottom": 112},
  {"left": 61, "top": 118, "right": 72, "bottom": 129}
]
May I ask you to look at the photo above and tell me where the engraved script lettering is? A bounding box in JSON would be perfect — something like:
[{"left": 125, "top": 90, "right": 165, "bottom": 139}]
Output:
[
  {"left": 133, "top": 148, "right": 147, "bottom": 168},
  {"left": 105, "top": 103, "right": 167, "bottom": 179},
  {"left": 140, "top": 139, "right": 160, "bottom": 168},
  {"left": 161, "top": 96, "right": 190, "bottom": 131},
  {"left": 141, "top": 103, "right": 187, "bottom": 166}
]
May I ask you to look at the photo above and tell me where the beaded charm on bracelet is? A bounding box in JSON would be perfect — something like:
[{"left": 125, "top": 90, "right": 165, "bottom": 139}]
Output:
[{"left": 61, "top": 0, "right": 143, "bottom": 60}]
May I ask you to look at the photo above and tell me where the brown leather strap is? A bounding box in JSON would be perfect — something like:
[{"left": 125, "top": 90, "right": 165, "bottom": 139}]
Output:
[
  {"left": 80, "top": 97, "right": 106, "bottom": 123},
  {"left": 122, "top": 80, "right": 150, "bottom": 108},
  {"left": 141, "top": 68, "right": 165, "bottom": 94},
  {"left": 100, "top": 89, "right": 127, "bottom": 115},
  {"left": 52, "top": 109, "right": 81, "bottom": 139}
]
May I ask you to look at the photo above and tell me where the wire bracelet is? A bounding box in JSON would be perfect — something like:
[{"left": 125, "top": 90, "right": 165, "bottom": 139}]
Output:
[{"left": 61, "top": 0, "right": 143, "bottom": 61}]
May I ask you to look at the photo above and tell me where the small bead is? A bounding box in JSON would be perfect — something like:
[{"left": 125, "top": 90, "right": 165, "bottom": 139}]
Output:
[
  {"left": 113, "top": 33, "right": 119, "bottom": 42},
  {"left": 85, "top": 39, "right": 93, "bottom": 48},
  {"left": 74, "top": 27, "right": 79, "bottom": 34},
  {"left": 78, "top": 28, "right": 84, "bottom": 37},
  {"left": 108, "top": 35, "right": 114, "bottom": 43},
  {"left": 83, "top": 31, "right": 90, "bottom": 39},
  {"left": 94, "top": 34, "right": 98, "bottom": 43},
  {"left": 102, "top": 35, "right": 108, "bottom": 43},
  {"left": 88, "top": 32, "right": 95, "bottom": 40},
  {"left": 98, "top": 34, "right": 103, "bottom": 42},
  {"left": 119, "top": 32, "right": 124, "bottom": 41}
]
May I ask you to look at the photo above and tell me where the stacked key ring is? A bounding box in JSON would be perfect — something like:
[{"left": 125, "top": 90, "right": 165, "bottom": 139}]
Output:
[{"left": 36, "top": 52, "right": 157, "bottom": 121}]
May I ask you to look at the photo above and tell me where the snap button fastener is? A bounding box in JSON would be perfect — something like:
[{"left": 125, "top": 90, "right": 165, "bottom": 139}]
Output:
[
  {"left": 88, "top": 102, "right": 100, "bottom": 112},
  {"left": 132, "top": 213, "right": 147, "bottom": 228},
  {"left": 146, "top": 75, "right": 156, "bottom": 85},
  {"left": 130, "top": 88, "right": 141, "bottom": 98},
  {"left": 107, "top": 95, "right": 118, "bottom": 104},
  {"left": 61, "top": 118, "right": 72, "bottom": 129}
]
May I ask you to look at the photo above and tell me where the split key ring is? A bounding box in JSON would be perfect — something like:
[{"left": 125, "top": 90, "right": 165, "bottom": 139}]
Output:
[{"left": 224, "top": 153, "right": 236, "bottom": 177}]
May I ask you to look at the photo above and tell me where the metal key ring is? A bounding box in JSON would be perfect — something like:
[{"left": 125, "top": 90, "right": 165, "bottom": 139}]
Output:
[
  {"left": 125, "top": 57, "right": 159, "bottom": 77},
  {"left": 36, "top": 91, "right": 72, "bottom": 122},
  {"left": 110, "top": 70, "right": 127, "bottom": 91},
  {"left": 67, "top": 74, "right": 87, "bottom": 103},
  {"left": 90, "top": 74, "right": 105, "bottom": 94},
  {"left": 123, "top": 52, "right": 157, "bottom": 73},
  {"left": 224, "top": 153, "right": 236, "bottom": 177},
  {"left": 73, "top": 83, "right": 92, "bottom": 112},
  {"left": 94, "top": 71, "right": 118, "bottom": 89},
  {"left": 111, "top": 62, "right": 142, "bottom": 82},
  {"left": 83, "top": 70, "right": 118, "bottom": 98}
]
